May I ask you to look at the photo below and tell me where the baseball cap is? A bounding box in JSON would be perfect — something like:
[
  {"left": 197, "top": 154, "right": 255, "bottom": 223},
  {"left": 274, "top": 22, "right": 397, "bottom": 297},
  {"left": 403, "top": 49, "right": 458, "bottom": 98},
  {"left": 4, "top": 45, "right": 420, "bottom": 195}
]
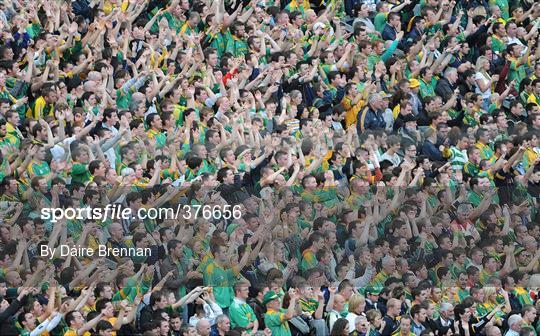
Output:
[
  {"left": 409, "top": 79, "right": 420, "bottom": 88},
  {"left": 365, "top": 285, "right": 382, "bottom": 295},
  {"left": 226, "top": 223, "right": 241, "bottom": 236},
  {"left": 262, "top": 291, "right": 280, "bottom": 305},
  {"left": 513, "top": 246, "right": 526, "bottom": 256}
]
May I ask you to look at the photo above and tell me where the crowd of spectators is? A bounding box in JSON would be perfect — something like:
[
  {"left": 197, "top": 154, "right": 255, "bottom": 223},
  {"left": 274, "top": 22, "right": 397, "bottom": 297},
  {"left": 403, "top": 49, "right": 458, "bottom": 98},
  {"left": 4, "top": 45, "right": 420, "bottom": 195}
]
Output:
[{"left": 0, "top": 0, "right": 539, "bottom": 335}]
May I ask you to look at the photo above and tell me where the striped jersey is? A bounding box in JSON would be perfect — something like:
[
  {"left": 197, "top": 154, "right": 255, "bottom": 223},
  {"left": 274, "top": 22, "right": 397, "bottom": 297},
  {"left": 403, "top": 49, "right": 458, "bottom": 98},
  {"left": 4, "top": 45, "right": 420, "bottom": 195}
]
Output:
[{"left": 447, "top": 146, "right": 468, "bottom": 171}]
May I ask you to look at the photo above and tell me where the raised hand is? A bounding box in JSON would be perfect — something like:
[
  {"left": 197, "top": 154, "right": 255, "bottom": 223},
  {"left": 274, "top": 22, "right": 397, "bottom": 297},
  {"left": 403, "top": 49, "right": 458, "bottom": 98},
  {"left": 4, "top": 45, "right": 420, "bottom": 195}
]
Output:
[{"left": 288, "top": 288, "right": 299, "bottom": 300}]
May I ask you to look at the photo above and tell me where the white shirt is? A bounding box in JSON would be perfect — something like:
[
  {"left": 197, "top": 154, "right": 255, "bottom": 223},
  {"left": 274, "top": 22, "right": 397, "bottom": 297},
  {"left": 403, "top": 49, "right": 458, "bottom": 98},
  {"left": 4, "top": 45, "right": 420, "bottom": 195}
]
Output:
[
  {"left": 188, "top": 301, "right": 223, "bottom": 327},
  {"left": 506, "top": 329, "right": 520, "bottom": 336},
  {"left": 50, "top": 136, "right": 76, "bottom": 162},
  {"left": 328, "top": 310, "right": 341, "bottom": 331},
  {"left": 102, "top": 122, "right": 119, "bottom": 136},
  {"left": 346, "top": 313, "right": 360, "bottom": 332},
  {"left": 352, "top": 18, "right": 375, "bottom": 32},
  {"left": 380, "top": 151, "right": 402, "bottom": 167},
  {"left": 382, "top": 108, "right": 394, "bottom": 131},
  {"left": 506, "top": 36, "right": 527, "bottom": 55},
  {"left": 474, "top": 72, "right": 492, "bottom": 99}
]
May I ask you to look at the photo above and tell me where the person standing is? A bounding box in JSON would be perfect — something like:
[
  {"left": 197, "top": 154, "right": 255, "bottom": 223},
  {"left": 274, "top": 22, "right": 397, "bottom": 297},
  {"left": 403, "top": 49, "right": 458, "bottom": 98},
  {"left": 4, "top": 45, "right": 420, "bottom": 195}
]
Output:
[
  {"left": 264, "top": 289, "right": 300, "bottom": 336},
  {"left": 229, "top": 281, "right": 259, "bottom": 334}
]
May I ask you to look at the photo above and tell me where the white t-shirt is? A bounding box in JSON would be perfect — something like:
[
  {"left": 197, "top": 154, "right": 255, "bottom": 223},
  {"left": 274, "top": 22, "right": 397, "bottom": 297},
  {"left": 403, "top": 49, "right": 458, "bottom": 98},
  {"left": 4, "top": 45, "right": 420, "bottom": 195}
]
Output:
[
  {"left": 380, "top": 151, "right": 402, "bottom": 167},
  {"left": 382, "top": 108, "right": 394, "bottom": 131},
  {"left": 506, "top": 36, "right": 527, "bottom": 55},
  {"left": 50, "top": 137, "right": 77, "bottom": 161},
  {"left": 474, "top": 72, "right": 492, "bottom": 99}
]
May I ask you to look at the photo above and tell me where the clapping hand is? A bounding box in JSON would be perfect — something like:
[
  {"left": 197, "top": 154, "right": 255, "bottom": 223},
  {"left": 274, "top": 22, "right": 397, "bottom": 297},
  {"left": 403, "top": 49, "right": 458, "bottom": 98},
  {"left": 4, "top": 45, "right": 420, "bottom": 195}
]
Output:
[{"left": 287, "top": 288, "right": 300, "bottom": 300}]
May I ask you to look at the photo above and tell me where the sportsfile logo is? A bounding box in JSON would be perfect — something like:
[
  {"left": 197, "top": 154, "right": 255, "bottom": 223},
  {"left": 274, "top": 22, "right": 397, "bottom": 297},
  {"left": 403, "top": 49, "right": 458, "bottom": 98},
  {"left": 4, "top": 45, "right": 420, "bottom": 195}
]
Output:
[{"left": 40, "top": 204, "right": 243, "bottom": 222}]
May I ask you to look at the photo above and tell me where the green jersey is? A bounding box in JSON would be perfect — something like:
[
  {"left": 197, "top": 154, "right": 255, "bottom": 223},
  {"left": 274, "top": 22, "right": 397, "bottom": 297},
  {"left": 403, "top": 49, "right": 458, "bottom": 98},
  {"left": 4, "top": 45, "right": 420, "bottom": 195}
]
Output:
[
  {"left": 265, "top": 309, "right": 292, "bottom": 336},
  {"left": 225, "top": 35, "right": 249, "bottom": 57},
  {"left": 205, "top": 32, "right": 227, "bottom": 58},
  {"left": 374, "top": 13, "right": 387, "bottom": 32},
  {"left": 468, "top": 191, "right": 483, "bottom": 208},
  {"left": 489, "top": 0, "right": 509, "bottom": 19},
  {"left": 419, "top": 77, "right": 437, "bottom": 98},
  {"left": 508, "top": 56, "right": 530, "bottom": 89},
  {"left": 28, "top": 161, "right": 50, "bottom": 177},
  {"left": 202, "top": 262, "right": 239, "bottom": 308},
  {"left": 490, "top": 35, "right": 506, "bottom": 54},
  {"left": 162, "top": 12, "right": 184, "bottom": 33},
  {"left": 229, "top": 298, "right": 257, "bottom": 329},
  {"left": 514, "top": 287, "right": 533, "bottom": 307},
  {"left": 447, "top": 146, "right": 468, "bottom": 171},
  {"left": 71, "top": 163, "right": 91, "bottom": 184}
]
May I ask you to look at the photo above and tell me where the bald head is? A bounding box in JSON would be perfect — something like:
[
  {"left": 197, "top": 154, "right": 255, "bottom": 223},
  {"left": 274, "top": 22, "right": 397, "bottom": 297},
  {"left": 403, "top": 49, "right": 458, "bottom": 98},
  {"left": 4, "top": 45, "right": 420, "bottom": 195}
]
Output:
[
  {"left": 131, "top": 92, "right": 145, "bottom": 103},
  {"left": 83, "top": 80, "right": 97, "bottom": 92},
  {"left": 108, "top": 222, "right": 124, "bottom": 239},
  {"left": 485, "top": 326, "right": 501, "bottom": 336},
  {"left": 381, "top": 255, "right": 396, "bottom": 274},
  {"left": 87, "top": 71, "right": 102, "bottom": 82},
  {"left": 197, "top": 319, "right": 211, "bottom": 336},
  {"left": 5, "top": 271, "right": 22, "bottom": 287}
]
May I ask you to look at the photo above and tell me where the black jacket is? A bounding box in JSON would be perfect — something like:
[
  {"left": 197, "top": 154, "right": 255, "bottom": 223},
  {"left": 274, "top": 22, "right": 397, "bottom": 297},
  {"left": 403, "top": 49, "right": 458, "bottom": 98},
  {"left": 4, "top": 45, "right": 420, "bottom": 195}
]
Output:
[
  {"left": 138, "top": 304, "right": 156, "bottom": 330},
  {"left": 455, "top": 315, "right": 490, "bottom": 336},
  {"left": 382, "top": 24, "right": 397, "bottom": 41},
  {"left": 435, "top": 78, "right": 457, "bottom": 103},
  {"left": 216, "top": 174, "right": 251, "bottom": 205},
  {"left": 434, "top": 317, "right": 454, "bottom": 332},
  {"left": 366, "top": 299, "right": 387, "bottom": 316},
  {"left": 248, "top": 298, "right": 266, "bottom": 329},
  {"left": 421, "top": 140, "right": 445, "bottom": 162},
  {"left": 381, "top": 315, "right": 400, "bottom": 336},
  {"left": 0, "top": 298, "right": 24, "bottom": 335}
]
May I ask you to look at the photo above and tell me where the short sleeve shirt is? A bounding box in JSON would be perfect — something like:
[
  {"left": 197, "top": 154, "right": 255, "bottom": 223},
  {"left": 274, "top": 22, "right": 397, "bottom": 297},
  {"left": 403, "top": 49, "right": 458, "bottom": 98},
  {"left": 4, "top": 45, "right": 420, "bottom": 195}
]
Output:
[
  {"left": 203, "top": 262, "right": 239, "bottom": 308},
  {"left": 229, "top": 298, "right": 257, "bottom": 329},
  {"left": 265, "top": 309, "right": 292, "bottom": 336}
]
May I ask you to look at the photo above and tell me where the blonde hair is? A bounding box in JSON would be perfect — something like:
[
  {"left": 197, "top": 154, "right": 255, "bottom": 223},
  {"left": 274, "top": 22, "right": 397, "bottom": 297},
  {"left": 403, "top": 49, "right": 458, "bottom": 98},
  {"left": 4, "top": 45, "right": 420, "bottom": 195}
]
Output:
[
  {"left": 475, "top": 56, "right": 488, "bottom": 71},
  {"left": 475, "top": 56, "right": 491, "bottom": 78},
  {"left": 348, "top": 294, "right": 366, "bottom": 314},
  {"left": 483, "top": 286, "right": 497, "bottom": 302},
  {"left": 366, "top": 309, "right": 382, "bottom": 323}
]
